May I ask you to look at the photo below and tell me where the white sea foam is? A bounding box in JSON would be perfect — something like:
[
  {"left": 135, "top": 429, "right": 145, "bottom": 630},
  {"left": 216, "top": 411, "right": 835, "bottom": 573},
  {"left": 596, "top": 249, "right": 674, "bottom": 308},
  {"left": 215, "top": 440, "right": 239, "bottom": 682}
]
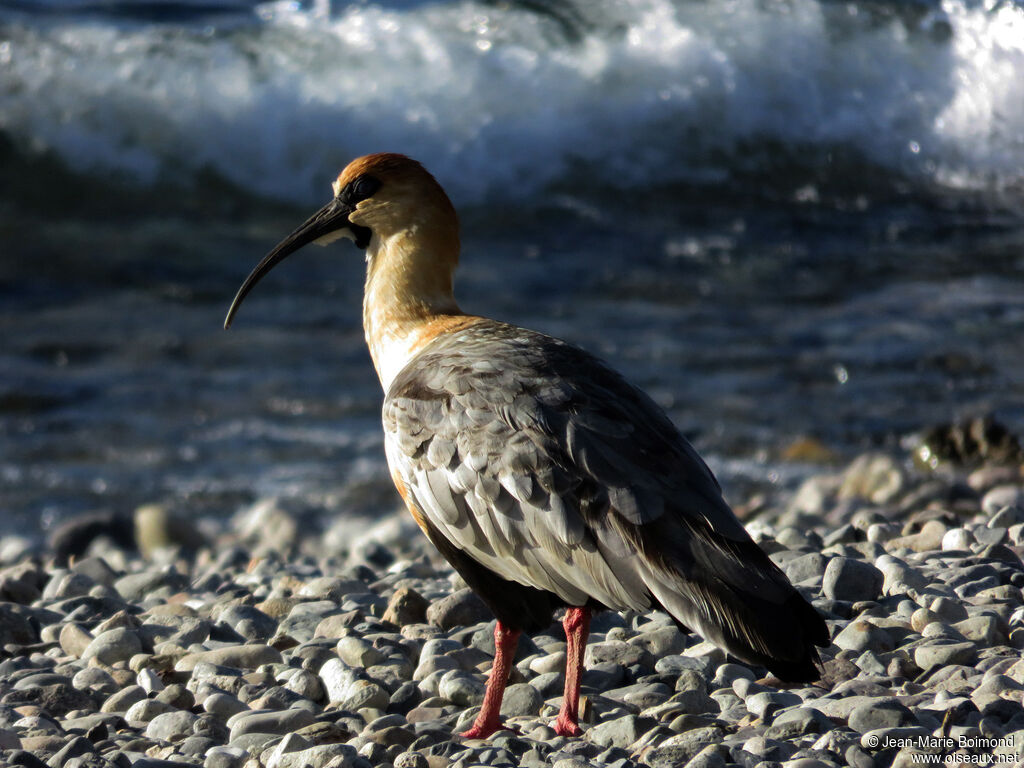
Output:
[{"left": 0, "top": 0, "right": 1021, "bottom": 203}]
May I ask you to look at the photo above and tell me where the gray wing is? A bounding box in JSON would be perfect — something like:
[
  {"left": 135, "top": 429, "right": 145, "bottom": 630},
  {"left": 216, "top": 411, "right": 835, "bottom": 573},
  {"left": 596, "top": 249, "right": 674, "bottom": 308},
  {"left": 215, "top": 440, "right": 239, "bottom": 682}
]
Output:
[{"left": 384, "top": 320, "right": 820, "bottom": 668}]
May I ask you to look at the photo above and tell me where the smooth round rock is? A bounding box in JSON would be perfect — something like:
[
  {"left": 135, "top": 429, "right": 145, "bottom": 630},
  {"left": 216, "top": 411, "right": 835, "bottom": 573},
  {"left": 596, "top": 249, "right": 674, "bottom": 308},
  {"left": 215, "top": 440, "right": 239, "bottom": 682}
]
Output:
[
  {"left": 145, "top": 709, "right": 198, "bottom": 742},
  {"left": 822, "top": 558, "right": 883, "bottom": 603},
  {"left": 82, "top": 628, "right": 143, "bottom": 666}
]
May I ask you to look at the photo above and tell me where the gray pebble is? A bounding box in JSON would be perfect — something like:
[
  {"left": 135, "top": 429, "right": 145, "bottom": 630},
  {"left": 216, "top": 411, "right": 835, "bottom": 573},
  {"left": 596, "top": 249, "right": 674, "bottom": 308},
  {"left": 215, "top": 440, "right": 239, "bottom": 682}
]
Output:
[
  {"left": 229, "top": 708, "right": 317, "bottom": 741},
  {"left": 81, "top": 628, "right": 142, "bottom": 666},
  {"left": 101, "top": 684, "right": 147, "bottom": 714},
  {"left": 383, "top": 587, "right": 429, "bottom": 627},
  {"left": 991, "top": 505, "right": 1024, "bottom": 528},
  {"left": 438, "top": 669, "right": 485, "bottom": 706},
  {"left": 174, "top": 644, "right": 282, "bottom": 672},
  {"left": 45, "top": 735, "right": 95, "bottom": 766},
  {"left": 833, "top": 619, "right": 894, "bottom": 654},
  {"left": 202, "top": 692, "right": 248, "bottom": 720},
  {"left": 216, "top": 604, "right": 277, "bottom": 640},
  {"left": 204, "top": 747, "right": 248, "bottom": 768},
  {"left": 822, "top": 557, "right": 883, "bottom": 603},
  {"left": 983, "top": 486, "right": 1024, "bottom": 516},
  {"left": 782, "top": 553, "right": 829, "bottom": 585},
  {"left": 0, "top": 727, "right": 19, "bottom": 749},
  {"left": 644, "top": 725, "right": 725, "bottom": 766},
  {"left": 585, "top": 713, "right": 639, "bottom": 749},
  {"left": 630, "top": 625, "right": 686, "bottom": 656},
  {"left": 70, "top": 667, "right": 118, "bottom": 696},
  {"left": 124, "top": 698, "right": 175, "bottom": 723},
  {"left": 583, "top": 640, "right": 654, "bottom": 669},
  {"left": 766, "top": 707, "right": 833, "bottom": 738},
  {"left": 114, "top": 571, "right": 170, "bottom": 601},
  {"left": 499, "top": 683, "right": 542, "bottom": 717},
  {"left": 712, "top": 663, "right": 754, "bottom": 689},
  {"left": 337, "top": 635, "right": 386, "bottom": 667},
  {"left": 930, "top": 596, "right": 968, "bottom": 623},
  {"left": 265, "top": 743, "right": 358, "bottom": 768},
  {"left": 745, "top": 691, "right": 801, "bottom": 720},
  {"left": 685, "top": 744, "right": 728, "bottom": 768},
  {"left": 914, "top": 641, "right": 977, "bottom": 672},
  {"left": 425, "top": 588, "right": 491, "bottom": 630},
  {"left": 392, "top": 752, "right": 428, "bottom": 768},
  {"left": 145, "top": 709, "right": 198, "bottom": 742}
]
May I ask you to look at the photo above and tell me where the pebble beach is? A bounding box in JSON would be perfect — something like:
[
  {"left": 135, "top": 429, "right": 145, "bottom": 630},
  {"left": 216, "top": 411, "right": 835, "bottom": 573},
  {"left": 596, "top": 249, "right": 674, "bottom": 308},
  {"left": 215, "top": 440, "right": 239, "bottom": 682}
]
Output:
[{"left": 2, "top": 426, "right": 1024, "bottom": 768}]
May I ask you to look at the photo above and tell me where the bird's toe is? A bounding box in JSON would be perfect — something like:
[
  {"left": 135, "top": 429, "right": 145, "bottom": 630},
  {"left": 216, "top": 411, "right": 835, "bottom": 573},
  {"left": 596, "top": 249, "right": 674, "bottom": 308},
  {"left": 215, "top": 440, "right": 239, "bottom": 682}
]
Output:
[
  {"left": 459, "top": 719, "right": 517, "bottom": 740},
  {"left": 552, "top": 716, "right": 582, "bottom": 737}
]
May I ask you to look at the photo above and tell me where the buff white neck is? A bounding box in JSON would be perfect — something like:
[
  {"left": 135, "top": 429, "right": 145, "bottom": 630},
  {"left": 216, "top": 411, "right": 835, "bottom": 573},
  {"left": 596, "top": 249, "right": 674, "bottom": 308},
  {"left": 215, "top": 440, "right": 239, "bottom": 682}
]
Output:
[{"left": 361, "top": 228, "right": 462, "bottom": 392}]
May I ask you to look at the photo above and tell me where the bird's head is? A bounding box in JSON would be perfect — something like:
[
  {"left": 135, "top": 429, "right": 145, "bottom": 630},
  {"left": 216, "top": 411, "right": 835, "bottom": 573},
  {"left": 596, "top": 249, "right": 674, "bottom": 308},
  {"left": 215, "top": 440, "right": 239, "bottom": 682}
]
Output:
[{"left": 224, "top": 153, "right": 458, "bottom": 329}]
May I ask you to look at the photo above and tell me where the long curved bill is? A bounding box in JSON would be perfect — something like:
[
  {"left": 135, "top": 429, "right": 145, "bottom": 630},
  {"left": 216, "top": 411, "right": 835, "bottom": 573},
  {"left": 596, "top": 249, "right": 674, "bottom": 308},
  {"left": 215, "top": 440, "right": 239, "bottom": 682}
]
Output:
[{"left": 224, "top": 197, "right": 354, "bottom": 329}]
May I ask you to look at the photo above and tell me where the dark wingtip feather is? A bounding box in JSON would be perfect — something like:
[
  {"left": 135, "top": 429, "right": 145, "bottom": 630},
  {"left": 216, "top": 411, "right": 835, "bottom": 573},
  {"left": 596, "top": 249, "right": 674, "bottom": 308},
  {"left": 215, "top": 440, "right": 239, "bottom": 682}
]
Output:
[{"left": 762, "top": 591, "right": 830, "bottom": 682}]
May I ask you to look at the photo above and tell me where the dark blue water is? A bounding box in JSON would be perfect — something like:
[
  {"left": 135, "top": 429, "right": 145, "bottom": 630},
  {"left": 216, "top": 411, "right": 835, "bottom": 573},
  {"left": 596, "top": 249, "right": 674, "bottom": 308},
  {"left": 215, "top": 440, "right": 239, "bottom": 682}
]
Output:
[{"left": 2, "top": 0, "right": 1023, "bottom": 538}]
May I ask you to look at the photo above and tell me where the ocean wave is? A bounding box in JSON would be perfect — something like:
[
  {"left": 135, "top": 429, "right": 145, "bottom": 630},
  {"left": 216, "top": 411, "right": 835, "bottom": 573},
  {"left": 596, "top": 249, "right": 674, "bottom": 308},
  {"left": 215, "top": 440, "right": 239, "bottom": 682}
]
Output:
[{"left": 0, "top": 0, "right": 1022, "bottom": 204}]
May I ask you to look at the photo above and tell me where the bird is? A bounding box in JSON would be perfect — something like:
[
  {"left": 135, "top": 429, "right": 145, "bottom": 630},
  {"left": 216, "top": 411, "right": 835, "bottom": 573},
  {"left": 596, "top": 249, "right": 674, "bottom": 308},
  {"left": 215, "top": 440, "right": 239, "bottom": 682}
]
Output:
[{"left": 224, "top": 152, "right": 830, "bottom": 739}]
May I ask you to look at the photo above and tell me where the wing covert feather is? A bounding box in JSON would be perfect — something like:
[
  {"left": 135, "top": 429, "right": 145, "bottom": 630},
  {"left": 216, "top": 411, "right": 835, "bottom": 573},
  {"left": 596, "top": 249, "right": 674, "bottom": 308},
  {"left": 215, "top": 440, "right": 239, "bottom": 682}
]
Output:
[{"left": 382, "top": 320, "right": 796, "bottom": 630}]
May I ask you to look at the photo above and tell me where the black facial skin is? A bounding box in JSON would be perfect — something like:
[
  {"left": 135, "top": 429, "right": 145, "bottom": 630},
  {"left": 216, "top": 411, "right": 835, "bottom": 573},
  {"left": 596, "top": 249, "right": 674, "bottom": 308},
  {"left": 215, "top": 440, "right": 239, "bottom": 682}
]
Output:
[
  {"left": 223, "top": 174, "right": 382, "bottom": 329},
  {"left": 340, "top": 174, "right": 380, "bottom": 249}
]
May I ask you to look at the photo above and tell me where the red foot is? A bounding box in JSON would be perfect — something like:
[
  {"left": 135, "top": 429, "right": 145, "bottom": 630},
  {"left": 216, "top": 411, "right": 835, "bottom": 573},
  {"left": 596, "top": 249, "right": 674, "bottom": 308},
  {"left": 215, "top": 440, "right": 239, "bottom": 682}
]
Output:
[
  {"left": 459, "top": 621, "right": 522, "bottom": 740},
  {"left": 552, "top": 714, "right": 582, "bottom": 737},
  {"left": 460, "top": 719, "right": 519, "bottom": 739}
]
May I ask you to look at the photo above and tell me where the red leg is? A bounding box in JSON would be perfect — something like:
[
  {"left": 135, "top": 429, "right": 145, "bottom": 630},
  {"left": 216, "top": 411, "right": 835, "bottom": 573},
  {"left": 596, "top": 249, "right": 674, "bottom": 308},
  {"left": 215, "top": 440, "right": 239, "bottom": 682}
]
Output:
[
  {"left": 554, "top": 606, "right": 591, "bottom": 737},
  {"left": 460, "top": 621, "right": 521, "bottom": 739}
]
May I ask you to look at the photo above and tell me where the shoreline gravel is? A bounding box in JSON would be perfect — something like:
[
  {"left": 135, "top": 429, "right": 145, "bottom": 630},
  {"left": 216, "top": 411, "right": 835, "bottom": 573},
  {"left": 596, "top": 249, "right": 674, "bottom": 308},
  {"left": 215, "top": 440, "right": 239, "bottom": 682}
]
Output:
[{"left": 2, "top": 442, "right": 1024, "bottom": 768}]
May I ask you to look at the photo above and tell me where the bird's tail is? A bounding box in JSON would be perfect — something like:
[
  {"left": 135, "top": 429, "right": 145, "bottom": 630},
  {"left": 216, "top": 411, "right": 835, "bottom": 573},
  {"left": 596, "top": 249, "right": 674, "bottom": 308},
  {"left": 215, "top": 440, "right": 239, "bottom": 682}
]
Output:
[{"left": 637, "top": 519, "right": 830, "bottom": 682}]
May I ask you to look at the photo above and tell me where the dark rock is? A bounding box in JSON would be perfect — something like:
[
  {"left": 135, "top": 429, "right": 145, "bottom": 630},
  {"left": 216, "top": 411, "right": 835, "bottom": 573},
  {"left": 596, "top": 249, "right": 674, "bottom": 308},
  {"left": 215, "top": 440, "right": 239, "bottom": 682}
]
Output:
[
  {"left": 0, "top": 603, "right": 39, "bottom": 647},
  {"left": 48, "top": 510, "right": 135, "bottom": 565},
  {"left": 916, "top": 416, "right": 1022, "bottom": 467},
  {"left": 6, "top": 752, "right": 49, "bottom": 768}
]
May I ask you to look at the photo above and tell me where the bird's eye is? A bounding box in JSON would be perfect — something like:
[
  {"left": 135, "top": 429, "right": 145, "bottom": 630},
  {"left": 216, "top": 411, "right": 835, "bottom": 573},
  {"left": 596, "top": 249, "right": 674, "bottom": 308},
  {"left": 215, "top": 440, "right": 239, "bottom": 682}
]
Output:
[{"left": 350, "top": 175, "right": 380, "bottom": 202}]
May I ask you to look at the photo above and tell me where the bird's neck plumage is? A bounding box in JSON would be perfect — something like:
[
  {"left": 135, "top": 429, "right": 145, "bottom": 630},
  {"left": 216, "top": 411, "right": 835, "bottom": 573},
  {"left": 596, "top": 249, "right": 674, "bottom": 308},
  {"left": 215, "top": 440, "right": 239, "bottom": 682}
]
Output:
[{"left": 363, "top": 227, "right": 465, "bottom": 392}]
